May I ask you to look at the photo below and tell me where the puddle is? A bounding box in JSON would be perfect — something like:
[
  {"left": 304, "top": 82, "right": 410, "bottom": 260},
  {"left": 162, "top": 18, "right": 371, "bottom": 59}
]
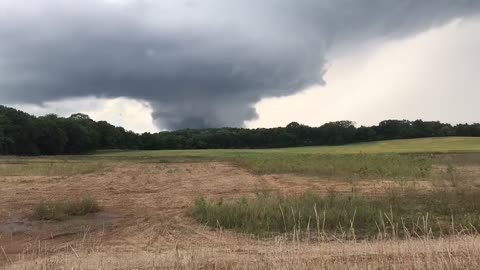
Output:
[
  {"left": 0, "top": 218, "right": 33, "bottom": 235},
  {"left": 0, "top": 212, "right": 123, "bottom": 237}
]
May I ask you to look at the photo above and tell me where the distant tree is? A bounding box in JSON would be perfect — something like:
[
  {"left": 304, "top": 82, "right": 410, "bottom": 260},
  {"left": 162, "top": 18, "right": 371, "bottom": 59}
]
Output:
[
  {"left": 376, "top": 120, "right": 413, "bottom": 140},
  {"left": 286, "top": 122, "right": 301, "bottom": 129},
  {"left": 96, "top": 121, "right": 123, "bottom": 149},
  {"left": 69, "top": 113, "right": 91, "bottom": 121},
  {"left": 0, "top": 115, "right": 14, "bottom": 154},
  {"left": 455, "top": 123, "right": 480, "bottom": 136},
  {"left": 35, "top": 115, "right": 67, "bottom": 155},
  {"left": 320, "top": 121, "right": 356, "bottom": 145},
  {"left": 0, "top": 106, "right": 39, "bottom": 155},
  {"left": 0, "top": 105, "right": 479, "bottom": 155},
  {"left": 355, "top": 126, "right": 376, "bottom": 142},
  {"left": 64, "top": 120, "right": 99, "bottom": 154}
]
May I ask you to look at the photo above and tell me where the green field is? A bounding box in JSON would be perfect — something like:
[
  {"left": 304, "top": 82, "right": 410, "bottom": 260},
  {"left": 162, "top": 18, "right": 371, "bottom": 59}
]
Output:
[
  {"left": 90, "top": 137, "right": 480, "bottom": 179},
  {"left": 1, "top": 137, "right": 478, "bottom": 179},
  {"left": 96, "top": 137, "right": 480, "bottom": 158}
]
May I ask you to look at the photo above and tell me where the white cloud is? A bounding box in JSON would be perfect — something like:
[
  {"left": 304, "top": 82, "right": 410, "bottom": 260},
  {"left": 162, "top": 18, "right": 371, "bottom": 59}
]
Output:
[
  {"left": 8, "top": 97, "right": 159, "bottom": 133},
  {"left": 247, "top": 18, "right": 480, "bottom": 128}
]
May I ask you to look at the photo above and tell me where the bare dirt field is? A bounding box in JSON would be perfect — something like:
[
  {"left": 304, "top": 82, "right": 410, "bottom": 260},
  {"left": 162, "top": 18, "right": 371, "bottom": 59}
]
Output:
[{"left": 1, "top": 162, "right": 479, "bottom": 269}]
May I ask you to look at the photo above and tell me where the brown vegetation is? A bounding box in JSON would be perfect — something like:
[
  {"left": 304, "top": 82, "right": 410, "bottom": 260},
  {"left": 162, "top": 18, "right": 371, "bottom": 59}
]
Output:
[{"left": 1, "top": 161, "right": 480, "bottom": 269}]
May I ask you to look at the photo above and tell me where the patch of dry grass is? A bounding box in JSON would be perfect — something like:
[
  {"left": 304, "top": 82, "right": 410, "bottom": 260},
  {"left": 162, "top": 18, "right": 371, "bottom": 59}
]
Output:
[
  {"left": 0, "top": 159, "right": 107, "bottom": 176},
  {"left": 4, "top": 236, "right": 480, "bottom": 269}
]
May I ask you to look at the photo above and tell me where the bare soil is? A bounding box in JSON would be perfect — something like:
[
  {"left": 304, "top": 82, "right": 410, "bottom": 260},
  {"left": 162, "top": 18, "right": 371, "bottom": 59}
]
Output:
[{"left": 0, "top": 162, "right": 468, "bottom": 269}]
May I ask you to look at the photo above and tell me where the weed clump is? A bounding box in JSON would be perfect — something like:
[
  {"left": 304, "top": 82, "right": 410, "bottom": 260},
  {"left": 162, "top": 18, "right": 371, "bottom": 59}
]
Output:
[
  {"left": 34, "top": 197, "right": 101, "bottom": 221},
  {"left": 192, "top": 190, "right": 480, "bottom": 239}
]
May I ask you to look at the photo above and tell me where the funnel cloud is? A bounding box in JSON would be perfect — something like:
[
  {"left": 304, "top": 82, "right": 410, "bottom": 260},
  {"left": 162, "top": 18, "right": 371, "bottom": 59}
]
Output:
[{"left": 0, "top": 0, "right": 479, "bottom": 129}]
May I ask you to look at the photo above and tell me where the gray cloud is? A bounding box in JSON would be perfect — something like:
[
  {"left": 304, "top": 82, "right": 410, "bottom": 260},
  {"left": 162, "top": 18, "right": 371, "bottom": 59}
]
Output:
[{"left": 0, "top": 0, "right": 479, "bottom": 129}]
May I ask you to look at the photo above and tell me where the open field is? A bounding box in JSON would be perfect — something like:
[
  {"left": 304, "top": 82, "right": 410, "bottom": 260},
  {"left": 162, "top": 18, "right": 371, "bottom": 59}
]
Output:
[
  {"left": 95, "top": 137, "right": 480, "bottom": 158},
  {"left": 1, "top": 138, "right": 480, "bottom": 269},
  {"left": 92, "top": 137, "right": 480, "bottom": 179}
]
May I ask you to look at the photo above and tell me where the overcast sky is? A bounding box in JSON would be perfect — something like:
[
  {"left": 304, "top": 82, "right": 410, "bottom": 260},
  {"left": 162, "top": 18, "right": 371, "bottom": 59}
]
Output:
[{"left": 1, "top": 0, "right": 479, "bottom": 132}]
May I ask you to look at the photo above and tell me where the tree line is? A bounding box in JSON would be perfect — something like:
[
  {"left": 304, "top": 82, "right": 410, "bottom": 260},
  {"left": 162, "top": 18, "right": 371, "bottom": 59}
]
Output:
[{"left": 0, "top": 105, "right": 479, "bottom": 155}]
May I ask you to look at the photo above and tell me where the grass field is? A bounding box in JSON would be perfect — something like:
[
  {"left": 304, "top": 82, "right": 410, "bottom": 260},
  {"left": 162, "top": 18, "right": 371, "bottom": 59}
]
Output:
[
  {"left": 92, "top": 137, "right": 479, "bottom": 180},
  {"left": 1, "top": 137, "right": 480, "bottom": 269},
  {"left": 0, "top": 159, "right": 106, "bottom": 176},
  {"left": 193, "top": 189, "right": 480, "bottom": 239},
  {"left": 95, "top": 137, "right": 480, "bottom": 158}
]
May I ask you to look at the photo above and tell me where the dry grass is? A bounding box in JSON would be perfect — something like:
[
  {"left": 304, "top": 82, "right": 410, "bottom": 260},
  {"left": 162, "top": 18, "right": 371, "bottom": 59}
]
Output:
[
  {"left": 0, "top": 159, "right": 106, "bottom": 176},
  {"left": 1, "top": 157, "right": 480, "bottom": 270},
  {"left": 4, "top": 236, "right": 480, "bottom": 269}
]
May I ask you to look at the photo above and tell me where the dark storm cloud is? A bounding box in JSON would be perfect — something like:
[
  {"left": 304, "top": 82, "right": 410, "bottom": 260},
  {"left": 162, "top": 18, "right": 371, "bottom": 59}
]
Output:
[{"left": 0, "top": 0, "right": 479, "bottom": 129}]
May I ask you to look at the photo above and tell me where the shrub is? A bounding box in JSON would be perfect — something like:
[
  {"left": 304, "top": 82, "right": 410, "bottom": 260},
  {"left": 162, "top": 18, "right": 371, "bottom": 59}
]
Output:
[{"left": 34, "top": 197, "right": 101, "bottom": 221}]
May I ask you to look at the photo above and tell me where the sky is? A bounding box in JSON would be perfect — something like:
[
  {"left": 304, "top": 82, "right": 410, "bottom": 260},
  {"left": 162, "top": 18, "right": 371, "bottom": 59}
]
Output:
[{"left": 1, "top": 0, "right": 479, "bottom": 133}]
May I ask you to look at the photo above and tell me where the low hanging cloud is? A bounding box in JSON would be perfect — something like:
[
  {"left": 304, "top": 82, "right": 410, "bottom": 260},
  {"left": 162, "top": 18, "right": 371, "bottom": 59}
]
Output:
[{"left": 0, "top": 0, "right": 479, "bottom": 129}]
